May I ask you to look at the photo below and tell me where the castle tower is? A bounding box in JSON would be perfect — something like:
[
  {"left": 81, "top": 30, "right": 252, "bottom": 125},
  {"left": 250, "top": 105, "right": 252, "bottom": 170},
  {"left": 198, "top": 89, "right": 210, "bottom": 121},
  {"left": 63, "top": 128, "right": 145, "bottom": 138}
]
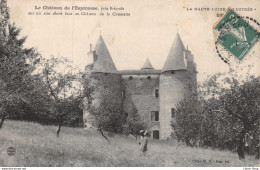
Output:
[
  {"left": 159, "top": 32, "right": 197, "bottom": 139},
  {"left": 142, "top": 58, "right": 154, "bottom": 70},
  {"left": 88, "top": 35, "right": 118, "bottom": 73},
  {"left": 83, "top": 35, "right": 122, "bottom": 127}
]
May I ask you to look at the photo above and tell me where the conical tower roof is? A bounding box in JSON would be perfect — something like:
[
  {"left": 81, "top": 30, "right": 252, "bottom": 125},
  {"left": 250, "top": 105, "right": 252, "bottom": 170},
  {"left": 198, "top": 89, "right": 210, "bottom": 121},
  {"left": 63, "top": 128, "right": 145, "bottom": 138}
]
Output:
[
  {"left": 141, "top": 58, "right": 154, "bottom": 69},
  {"left": 162, "top": 32, "right": 186, "bottom": 72},
  {"left": 92, "top": 35, "right": 117, "bottom": 73}
]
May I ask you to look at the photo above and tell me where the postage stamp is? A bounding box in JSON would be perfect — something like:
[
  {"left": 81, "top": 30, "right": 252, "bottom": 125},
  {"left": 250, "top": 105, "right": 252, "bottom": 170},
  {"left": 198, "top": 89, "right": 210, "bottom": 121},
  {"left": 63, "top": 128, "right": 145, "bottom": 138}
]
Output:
[{"left": 213, "top": 8, "right": 260, "bottom": 61}]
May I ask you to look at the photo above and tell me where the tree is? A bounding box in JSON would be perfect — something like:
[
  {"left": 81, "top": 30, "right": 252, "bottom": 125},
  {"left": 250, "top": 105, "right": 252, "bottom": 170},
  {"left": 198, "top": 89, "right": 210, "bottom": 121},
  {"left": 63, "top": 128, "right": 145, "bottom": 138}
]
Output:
[
  {"left": 0, "top": 0, "right": 40, "bottom": 129},
  {"left": 122, "top": 108, "right": 144, "bottom": 139},
  {"left": 219, "top": 77, "right": 260, "bottom": 159},
  {"left": 171, "top": 96, "right": 202, "bottom": 146},
  {"left": 1, "top": 0, "right": 83, "bottom": 130},
  {"left": 83, "top": 72, "right": 125, "bottom": 143},
  {"left": 172, "top": 72, "right": 260, "bottom": 159},
  {"left": 40, "top": 56, "right": 83, "bottom": 137}
]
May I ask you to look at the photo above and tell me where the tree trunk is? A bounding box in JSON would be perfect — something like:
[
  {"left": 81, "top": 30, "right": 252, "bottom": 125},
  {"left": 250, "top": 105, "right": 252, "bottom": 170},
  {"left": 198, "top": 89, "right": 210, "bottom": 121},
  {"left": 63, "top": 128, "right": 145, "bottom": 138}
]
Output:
[
  {"left": 56, "top": 123, "right": 61, "bottom": 137},
  {"left": 98, "top": 128, "right": 110, "bottom": 143},
  {"left": 237, "top": 144, "right": 245, "bottom": 160},
  {"left": 237, "top": 131, "right": 245, "bottom": 160},
  {"left": 256, "top": 147, "right": 259, "bottom": 159},
  {"left": 0, "top": 116, "right": 6, "bottom": 129},
  {"left": 255, "top": 143, "right": 260, "bottom": 159}
]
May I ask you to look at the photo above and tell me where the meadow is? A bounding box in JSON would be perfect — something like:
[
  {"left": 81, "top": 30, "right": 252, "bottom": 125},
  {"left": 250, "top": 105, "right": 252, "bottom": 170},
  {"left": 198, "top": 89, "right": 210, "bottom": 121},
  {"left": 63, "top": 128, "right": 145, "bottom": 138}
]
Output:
[{"left": 0, "top": 120, "right": 259, "bottom": 167}]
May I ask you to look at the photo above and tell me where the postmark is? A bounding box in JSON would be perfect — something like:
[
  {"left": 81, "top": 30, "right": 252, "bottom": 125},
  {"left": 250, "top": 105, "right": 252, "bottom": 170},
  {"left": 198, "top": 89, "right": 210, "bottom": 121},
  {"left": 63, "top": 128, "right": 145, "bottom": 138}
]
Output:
[{"left": 213, "top": 8, "right": 260, "bottom": 61}]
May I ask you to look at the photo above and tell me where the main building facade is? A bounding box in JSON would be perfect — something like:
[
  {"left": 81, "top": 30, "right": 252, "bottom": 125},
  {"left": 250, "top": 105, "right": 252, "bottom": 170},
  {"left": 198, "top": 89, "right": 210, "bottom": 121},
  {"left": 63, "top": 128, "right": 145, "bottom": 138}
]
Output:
[{"left": 83, "top": 33, "right": 197, "bottom": 139}]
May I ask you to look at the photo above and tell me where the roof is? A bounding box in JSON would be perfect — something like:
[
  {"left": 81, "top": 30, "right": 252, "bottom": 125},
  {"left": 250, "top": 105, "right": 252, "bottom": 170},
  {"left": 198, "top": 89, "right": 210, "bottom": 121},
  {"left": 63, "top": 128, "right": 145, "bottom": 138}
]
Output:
[
  {"left": 142, "top": 58, "right": 154, "bottom": 69},
  {"left": 92, "top": 35, "right": 118, "bottom": 73},
  {"left": 119, "top": 69, "right": 161, "bottom": 75},
  {"left": 162, "top": 32, "right": 187, "bottom": 72}
]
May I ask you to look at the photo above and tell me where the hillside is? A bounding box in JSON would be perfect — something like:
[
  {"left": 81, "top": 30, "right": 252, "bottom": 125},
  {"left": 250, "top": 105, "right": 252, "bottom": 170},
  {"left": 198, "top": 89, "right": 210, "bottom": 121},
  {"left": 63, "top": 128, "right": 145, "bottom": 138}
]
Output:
[{"left": 0, "top": 120, "right": 259, "bottom": 167}]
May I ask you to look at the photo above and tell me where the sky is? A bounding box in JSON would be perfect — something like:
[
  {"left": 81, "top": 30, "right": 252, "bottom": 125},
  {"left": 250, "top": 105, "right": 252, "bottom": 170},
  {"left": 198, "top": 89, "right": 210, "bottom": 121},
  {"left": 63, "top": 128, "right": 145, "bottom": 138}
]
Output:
[{"left": 7, "top": 0, "right": 260, "bottom": 82}]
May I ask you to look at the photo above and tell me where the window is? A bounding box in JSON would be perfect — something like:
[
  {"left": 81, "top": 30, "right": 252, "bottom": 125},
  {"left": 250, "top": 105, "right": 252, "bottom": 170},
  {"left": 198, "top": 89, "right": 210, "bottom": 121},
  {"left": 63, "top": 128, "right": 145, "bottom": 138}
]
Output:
[
  {"left": 171, "top": 108, "right": 176, "bottom": 118},
  {"left": 155, "top": 89, "right": 159, "bottom": 98},
  {"left": 153, "top": 130, "right": 159, "bottom": 139},
  {"left": 122, "top": 90, "right": 125, "bottom": 99},
  {"left": 151, "top": 111, "right": 159, "bottom": 121}
]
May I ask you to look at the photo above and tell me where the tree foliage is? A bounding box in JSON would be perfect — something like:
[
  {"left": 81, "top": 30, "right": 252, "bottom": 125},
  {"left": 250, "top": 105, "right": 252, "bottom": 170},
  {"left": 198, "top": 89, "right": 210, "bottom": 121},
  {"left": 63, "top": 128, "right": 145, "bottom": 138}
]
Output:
[
  {"left": 0, "top": 0, "right": 84, "bottom": 131},
  {"left": 39, "top": 56, "right": 83, "bottom": 136},
  {"left": 0, "top": 0, "right": 41, "bottom": 128},
  {"left": 172, "top": 72, "right": 260, "bottom": 159},
  {"left": 83, "top": 72, "right": 144, "bottom": 142},
  {"left": 122, "top": 109, "right": 144, "bottom": 139}
]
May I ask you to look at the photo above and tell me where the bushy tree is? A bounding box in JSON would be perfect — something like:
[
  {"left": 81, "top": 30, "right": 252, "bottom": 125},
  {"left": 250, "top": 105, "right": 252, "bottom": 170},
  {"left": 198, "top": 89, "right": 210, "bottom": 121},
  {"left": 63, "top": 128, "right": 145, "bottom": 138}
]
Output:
[
  {"left": 171, "top": 96, "right": 203, "bottom": 146},
  {"left": 0, "top": 0, "right": 41, "bottom": 128},
  {"left": 1, "top": 0, "right": 84, "bottom": 131},
  {"left": 40, "top": 56, "right": 83, "bottom": 137},
  {"left": 122, "top": 108, "right": 144, "bottom": 139},
  {"left": 172, "top": 72, "right": 260, "bottom": 159},
  {"left": 219, "top": 77, "right": 260, "bottom": 159},
  {"left": 83, "top": 72, "right": 125, "bottom": 143}
]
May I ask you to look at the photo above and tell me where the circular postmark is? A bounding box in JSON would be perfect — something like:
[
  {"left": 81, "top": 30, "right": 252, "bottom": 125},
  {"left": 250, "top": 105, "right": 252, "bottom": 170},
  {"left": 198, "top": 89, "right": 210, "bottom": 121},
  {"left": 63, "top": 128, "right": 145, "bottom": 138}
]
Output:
[
  {"left": 7, "top": 146, "right": 16, "bottom": 156},
  {"left": 215, "top": 16, "right": 260, "bottom": 64},
  {"left": 213, "top": 8, "right": 260, "bottom": 64}
]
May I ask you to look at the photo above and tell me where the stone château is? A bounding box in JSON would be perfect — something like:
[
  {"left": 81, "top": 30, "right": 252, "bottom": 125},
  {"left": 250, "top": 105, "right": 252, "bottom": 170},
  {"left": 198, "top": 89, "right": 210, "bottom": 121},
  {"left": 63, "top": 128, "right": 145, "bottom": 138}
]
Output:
[{"left": 83, "top": 32, "right": 197, "bottom": 139}]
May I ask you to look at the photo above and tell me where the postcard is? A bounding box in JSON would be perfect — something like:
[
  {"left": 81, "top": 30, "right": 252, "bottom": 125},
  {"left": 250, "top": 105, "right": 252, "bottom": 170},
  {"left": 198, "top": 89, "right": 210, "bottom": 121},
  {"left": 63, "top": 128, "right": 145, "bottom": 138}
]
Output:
[{"left": 0, "top": 0, "right": 259, "bottom": 168}]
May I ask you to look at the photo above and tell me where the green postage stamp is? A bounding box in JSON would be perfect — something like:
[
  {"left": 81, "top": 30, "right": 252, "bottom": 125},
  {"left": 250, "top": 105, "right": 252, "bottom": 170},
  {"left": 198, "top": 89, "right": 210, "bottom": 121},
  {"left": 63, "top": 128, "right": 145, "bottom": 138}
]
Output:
[{"left": 214, "top": 8, "right": 260, "bottom": 61}]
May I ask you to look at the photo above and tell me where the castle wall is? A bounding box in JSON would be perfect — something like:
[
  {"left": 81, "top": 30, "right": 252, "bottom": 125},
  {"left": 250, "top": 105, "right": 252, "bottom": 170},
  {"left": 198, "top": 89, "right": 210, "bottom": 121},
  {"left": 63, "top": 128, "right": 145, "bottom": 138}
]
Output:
[
  {"left": 159, "top": 70, "right": 195, "bottom": 139},
  {"left": 83, "top": 72, "right": 122, "bottom": 127},
  {"left": 83, "top": 69, "right": 197, "bottom": 139},
  {"left": 121, "top": 74, "right": 160, "bottom": 134},
  {"left": 91, "top": 72, "right": 122, "bottom": 99}
]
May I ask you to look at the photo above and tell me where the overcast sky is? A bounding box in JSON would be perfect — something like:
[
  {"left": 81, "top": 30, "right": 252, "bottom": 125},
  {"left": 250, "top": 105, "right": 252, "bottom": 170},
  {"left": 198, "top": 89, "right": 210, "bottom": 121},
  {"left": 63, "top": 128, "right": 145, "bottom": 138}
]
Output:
[{"left": 8, "top": 0, "right": 260, "bottom": 82}]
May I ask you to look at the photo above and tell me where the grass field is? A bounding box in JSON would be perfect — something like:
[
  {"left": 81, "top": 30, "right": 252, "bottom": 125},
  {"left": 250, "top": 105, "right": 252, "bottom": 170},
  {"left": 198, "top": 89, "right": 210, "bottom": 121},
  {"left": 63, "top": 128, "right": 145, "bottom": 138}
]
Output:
[{"left": 0, "top": 120, "right": 259, "bottom": 167}]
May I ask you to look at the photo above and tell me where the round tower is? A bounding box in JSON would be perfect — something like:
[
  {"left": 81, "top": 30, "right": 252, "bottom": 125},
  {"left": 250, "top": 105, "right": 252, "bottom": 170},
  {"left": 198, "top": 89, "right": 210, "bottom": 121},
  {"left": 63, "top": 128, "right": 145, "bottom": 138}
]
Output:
[
  {"left": 83, "top": 35, "right": 122, "bottom": 128},
  {"left": 159, "top": 32, "right": 197, "bottom": 139}
]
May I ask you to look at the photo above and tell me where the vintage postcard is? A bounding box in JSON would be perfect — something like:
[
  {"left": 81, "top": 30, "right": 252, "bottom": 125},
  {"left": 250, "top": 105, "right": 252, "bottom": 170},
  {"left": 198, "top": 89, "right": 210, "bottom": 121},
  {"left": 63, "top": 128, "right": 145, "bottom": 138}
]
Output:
[{"left": 0, "top": 0, "right": 260, "bottom": 168}]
